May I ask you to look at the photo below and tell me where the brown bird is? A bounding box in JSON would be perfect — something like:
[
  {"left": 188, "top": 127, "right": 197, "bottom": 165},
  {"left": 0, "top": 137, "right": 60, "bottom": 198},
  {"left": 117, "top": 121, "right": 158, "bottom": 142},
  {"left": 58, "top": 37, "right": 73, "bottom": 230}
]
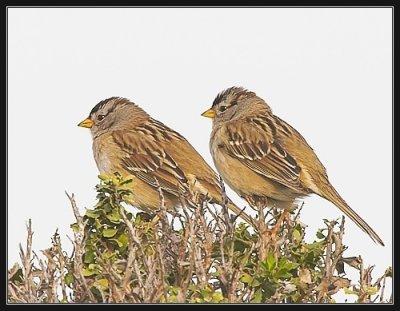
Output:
[
  {"left": 202, "top": 87, "right": 384, "bottom": 246},
  {"left": 78, "top": 96, "right": 252, "bottom": 224}
]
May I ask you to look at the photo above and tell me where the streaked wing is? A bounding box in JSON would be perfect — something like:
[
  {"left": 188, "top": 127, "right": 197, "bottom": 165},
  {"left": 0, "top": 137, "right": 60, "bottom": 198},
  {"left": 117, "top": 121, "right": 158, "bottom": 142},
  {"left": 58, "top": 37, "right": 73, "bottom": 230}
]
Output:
[
  {"left": 222, "top": 116, "right": 303, "bottom": 192},
  {"left": 160, "top": 132, "right": 226, "bottom": 203},
  {"left": 112, "top": 129, "right": 188, "bottom": 196}
]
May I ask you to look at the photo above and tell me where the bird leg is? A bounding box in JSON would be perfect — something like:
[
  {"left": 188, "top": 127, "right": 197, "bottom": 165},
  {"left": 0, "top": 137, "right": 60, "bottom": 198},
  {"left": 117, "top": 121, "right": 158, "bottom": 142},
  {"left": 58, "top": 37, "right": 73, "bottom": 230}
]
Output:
[
  {"left": 245, "top": 195, "right": 291, "bottom": 247},
  {"left": 268, "top": 209, "right": 289, "bottom": 240}
]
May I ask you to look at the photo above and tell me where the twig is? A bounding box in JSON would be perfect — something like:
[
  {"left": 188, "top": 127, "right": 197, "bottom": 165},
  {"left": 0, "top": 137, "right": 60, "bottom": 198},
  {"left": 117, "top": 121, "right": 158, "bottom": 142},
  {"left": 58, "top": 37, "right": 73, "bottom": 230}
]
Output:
[
  {"left": 219, "top": 176, "right": 234, "bottom": 235},
  {"left": 324, "top": 220, "right": 335, "bottom": 278},
  {"left": 331, "top": 216, "right": 346, "bottom": 273},
  {"left": 65, "top": 192, "right": 95, "bottom": 302},
  {"left": 154, "top": 229, "right": 168, "bottom": 300},
  {"left": 19, "top": 219, "right": 34, "bottom": 302},
  {"left": 119, "top": 205, "right": 150, "bottom": 273}
]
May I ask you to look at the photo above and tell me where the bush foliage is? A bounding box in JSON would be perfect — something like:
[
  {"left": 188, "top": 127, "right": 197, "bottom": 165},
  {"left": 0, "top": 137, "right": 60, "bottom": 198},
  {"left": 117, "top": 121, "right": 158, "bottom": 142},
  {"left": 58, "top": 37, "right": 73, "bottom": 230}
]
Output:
[{"left": 8, "top": 174, "right": 392, "bottom": 303}]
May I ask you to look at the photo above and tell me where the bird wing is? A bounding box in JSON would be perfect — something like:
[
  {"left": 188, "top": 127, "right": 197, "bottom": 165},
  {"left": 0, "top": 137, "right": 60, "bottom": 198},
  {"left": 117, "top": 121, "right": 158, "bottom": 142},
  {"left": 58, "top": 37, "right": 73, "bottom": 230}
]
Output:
[
  {"left": 221, "top": 116, "right": 304, "bottom": 192},
  {"left": 112, "top": 123, "right": 255, "bottom": 225},
  {"left": 111, "top": 129, "right": 188, "bottom": 197}
]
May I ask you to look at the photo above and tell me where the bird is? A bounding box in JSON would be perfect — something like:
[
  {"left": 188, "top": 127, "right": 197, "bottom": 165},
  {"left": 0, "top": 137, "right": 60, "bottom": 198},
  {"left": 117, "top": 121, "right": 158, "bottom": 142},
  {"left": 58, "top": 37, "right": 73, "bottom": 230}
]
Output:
[
  {"left": 201, "top": 86, "right": 384, "bottom": 246},
  {"left": 78, "top": 96, "right": 253, "bottom": 225}
]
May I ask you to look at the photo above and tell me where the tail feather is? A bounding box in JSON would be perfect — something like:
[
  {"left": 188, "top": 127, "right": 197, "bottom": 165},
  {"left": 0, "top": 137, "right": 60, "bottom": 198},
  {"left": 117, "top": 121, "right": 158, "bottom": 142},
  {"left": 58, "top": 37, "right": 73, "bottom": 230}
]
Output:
[{"left": 322, "top": 186, "right": 384, "bottom": 246}]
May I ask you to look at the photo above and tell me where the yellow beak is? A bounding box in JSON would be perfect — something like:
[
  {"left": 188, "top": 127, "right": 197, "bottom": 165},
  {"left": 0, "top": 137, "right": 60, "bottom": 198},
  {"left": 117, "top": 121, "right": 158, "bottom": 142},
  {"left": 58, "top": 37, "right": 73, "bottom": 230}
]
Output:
[
  {"left": 78, "top": 118, "right": 93, "bottom": 128},
  {"left": 201, "top": 108, "right": 216, "bottom": 119}
]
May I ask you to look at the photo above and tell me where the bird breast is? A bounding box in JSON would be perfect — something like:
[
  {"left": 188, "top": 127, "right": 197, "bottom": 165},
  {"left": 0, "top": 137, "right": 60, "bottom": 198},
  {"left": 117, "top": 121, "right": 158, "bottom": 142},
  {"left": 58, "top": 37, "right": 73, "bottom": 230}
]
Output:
[{"left": 93, "top": 137, "right": 114, "bottom": 174}]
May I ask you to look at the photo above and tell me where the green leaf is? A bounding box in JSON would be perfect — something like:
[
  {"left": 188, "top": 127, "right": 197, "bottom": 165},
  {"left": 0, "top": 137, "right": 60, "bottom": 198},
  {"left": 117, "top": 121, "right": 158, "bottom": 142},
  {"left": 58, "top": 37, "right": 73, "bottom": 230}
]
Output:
[
  {"left": 252, "top": 278, "right": 261, "bottom": 287},
  {"left": 98, "top": 174, "right": 110, "bottom": 181},
  {"left": 84, "top": 250, "right": 95, "bottom": 264},
  {"left": 120, "top": 177, "right": 133, "bottom": 186},
  {"left": 343, "top": 287, "right": 358, "bottom": 295},
  {"left": 241, "top": 273, "right": 253, "bottom": 284},
  {"left": 88, "top": 263, "right": 98, "bottom": 270},
  {"left": 82, "top": 268, "right": 97, "bottom": 277},
  {"left": 117, "top": 233, "right": 129, "bottom": 249},
  {"left": 94, "top": 278, "right": 109, "bottom": 290},
  {"left": 285, "top": 262, "right": 300, "bottom": 271},
  {"left": 275, "top": 269, "right": 292, "bottom": 279},
  {"left": 64, "top": 272, "right": 74, "bottom": 285},
  {"left": 278, "top": 257, "right": 287, "bottom": 268},
  {"left": 103, "top": 228, "right": 118, "bottom": 238},
  {"left": 293, "top": 229, "right": 301, "bottom": 241},
  {"left": 112, "top": 176, "right": 121, "bottom": 185},
  {"left": 252, "top": 288, "right": 263, "bottom": 303},
  {"left": 211, "top": 292, "right": 224, "bottom": 303},
  {"left": 306, "top": 241, "right": 324, "bottom": 250},
  {"left": 102, "top": 250, "right": 115, "bottom": 260},
  {"left": 70, "top": 223, "right": 79, "bottom": 233},
  {"left": 110, "top": 238, "right": 123, "bottom": 248},
  {"left": 304, "top": 251, "right": 316, "bottom": 264},
  {"left": 106, "top": 211, "right": 121, "bottom": 223},
  {"left": 102, "top": 202, "right": 112, "bottom": 213},
  {"left": 316, "top": 231, "right": 325, "bottom": 239},
  {"left": 266, "top": 253, "right": 276, "bottom": 271},
  {"left": 85, "top": 210, "right": 100, "bottom": 219},
  {"left": 168, "top": 295, "right": 178, "bottom": 303},
  {"left": 9, "top": 267, "right": 23, "bottom": 283},
  {"left": 95, "top": 218, "right": 102, "bottom": 230},
  {"left": 366, "top": 287, "right": 378, "bottom": 295},
  {"left": 201, "top": 287, "right": 213, "bottom": 301}
]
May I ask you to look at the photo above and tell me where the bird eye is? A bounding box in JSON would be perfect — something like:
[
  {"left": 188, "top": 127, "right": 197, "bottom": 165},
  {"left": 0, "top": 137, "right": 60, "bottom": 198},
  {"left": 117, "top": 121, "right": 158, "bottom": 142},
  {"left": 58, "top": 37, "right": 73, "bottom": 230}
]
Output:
[
  {"left": 219, "top": 105, "right": 227, "bottom": 112},
  {"left": 97, "top": 114, "right": 105, "bottom": 121}
]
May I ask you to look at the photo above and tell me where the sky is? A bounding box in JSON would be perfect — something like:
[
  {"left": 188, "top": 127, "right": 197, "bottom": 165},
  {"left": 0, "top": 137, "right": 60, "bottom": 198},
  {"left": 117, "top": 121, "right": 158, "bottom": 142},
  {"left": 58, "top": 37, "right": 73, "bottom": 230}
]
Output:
[{"left": 8, "top": 7, "right": 392, "bottom": 302}]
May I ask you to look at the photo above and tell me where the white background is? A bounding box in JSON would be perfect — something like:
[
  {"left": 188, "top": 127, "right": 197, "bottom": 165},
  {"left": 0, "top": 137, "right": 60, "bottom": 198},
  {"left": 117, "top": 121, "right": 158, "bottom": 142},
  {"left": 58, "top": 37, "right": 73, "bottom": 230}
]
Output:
[{"left": 8, "top": 7, "right": 392, "bottom": 302}]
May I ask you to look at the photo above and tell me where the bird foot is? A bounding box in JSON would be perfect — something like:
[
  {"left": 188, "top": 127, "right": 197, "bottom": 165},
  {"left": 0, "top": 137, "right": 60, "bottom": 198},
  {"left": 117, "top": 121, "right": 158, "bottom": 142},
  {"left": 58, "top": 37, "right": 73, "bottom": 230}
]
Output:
[{"left": 266, "top": 210, "right": 290, "bottom": 240}]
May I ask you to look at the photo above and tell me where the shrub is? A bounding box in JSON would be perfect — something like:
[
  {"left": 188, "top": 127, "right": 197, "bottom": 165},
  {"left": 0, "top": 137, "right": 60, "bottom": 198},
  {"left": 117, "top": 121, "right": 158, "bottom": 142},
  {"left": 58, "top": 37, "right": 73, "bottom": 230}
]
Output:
[{"left": 8, "top": 174, "right": 392, "bottom": 303}]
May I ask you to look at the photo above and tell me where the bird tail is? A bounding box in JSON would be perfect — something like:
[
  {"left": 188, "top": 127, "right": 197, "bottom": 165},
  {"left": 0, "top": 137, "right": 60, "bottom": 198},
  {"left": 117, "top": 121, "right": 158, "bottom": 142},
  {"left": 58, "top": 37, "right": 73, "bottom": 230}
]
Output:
[
  {"left": 321, "top": 184, "right": 384, "bottom": 246},
  {"left": 227, "top": 201, "right": 257, "bottom": 227}
]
